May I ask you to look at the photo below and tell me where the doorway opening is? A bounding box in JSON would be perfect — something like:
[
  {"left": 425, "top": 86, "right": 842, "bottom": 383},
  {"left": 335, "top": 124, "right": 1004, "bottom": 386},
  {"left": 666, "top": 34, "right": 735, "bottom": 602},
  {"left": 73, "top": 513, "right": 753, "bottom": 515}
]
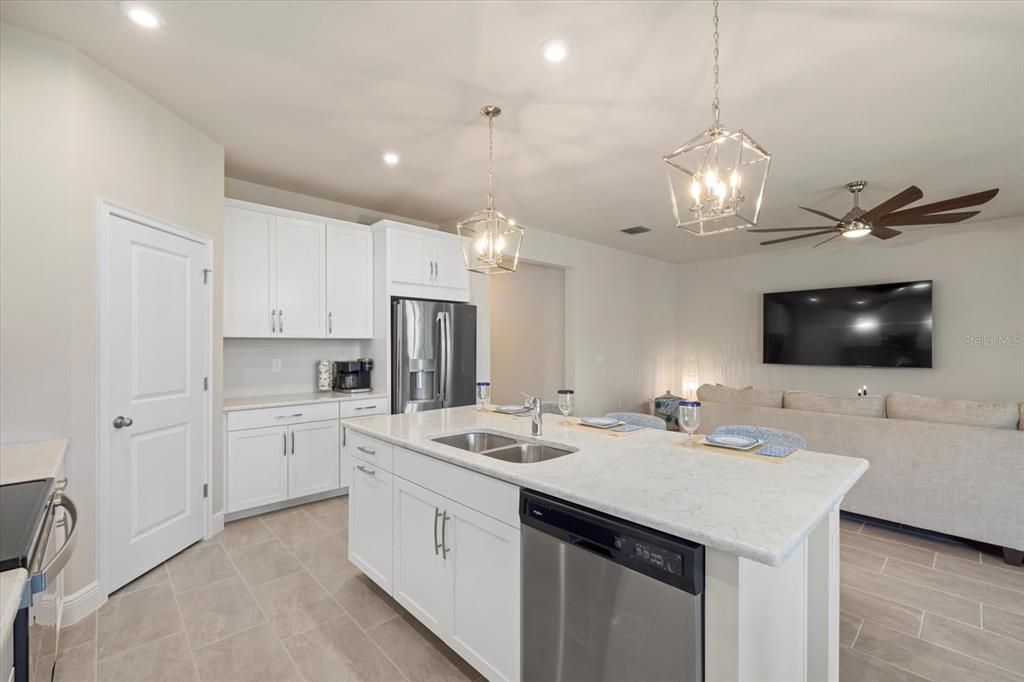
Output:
[{"left": 488, "top": 262, "right": 566, "bottom": 405}]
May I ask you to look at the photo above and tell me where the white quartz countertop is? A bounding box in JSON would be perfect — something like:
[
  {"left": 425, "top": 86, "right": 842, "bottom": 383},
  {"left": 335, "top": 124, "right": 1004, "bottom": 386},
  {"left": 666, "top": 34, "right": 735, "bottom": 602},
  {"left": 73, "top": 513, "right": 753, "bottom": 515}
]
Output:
[
  {"left": 223, "top": 392, "right": 388, "bottom": 412},
  {"left": 342, "top": 407, "right": 868, "bottom": 567},
  {"left": 0, "top": 438, "right": 67, "bottom": 485}
]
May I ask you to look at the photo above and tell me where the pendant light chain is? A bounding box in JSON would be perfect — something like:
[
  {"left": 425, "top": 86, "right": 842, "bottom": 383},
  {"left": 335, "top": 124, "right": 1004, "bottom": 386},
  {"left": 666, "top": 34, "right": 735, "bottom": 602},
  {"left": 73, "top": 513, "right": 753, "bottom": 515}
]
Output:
[
  {"left": 487, "top": 113, "right": 495, "bottom": 211},
  {"left": 712, "top": 0, "right": 720, "bottom": 126}
]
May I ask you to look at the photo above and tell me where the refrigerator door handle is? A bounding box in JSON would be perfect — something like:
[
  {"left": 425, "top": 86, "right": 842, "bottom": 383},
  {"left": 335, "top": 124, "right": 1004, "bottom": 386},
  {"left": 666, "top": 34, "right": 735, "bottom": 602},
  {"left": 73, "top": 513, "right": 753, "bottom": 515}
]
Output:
[
  {"left": 443, "top": 312, "right": 454, "bottom": 408},
  {"left": 436, "top": 311, "right": 447, "bottom": 404}
]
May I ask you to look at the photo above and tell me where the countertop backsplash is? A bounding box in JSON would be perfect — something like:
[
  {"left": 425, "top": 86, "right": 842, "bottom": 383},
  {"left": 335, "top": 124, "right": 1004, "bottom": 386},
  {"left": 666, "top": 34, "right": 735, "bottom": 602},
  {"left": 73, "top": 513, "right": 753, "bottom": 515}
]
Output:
[{"left": 223, "top": 337, "right": 373, "bottom": 398}]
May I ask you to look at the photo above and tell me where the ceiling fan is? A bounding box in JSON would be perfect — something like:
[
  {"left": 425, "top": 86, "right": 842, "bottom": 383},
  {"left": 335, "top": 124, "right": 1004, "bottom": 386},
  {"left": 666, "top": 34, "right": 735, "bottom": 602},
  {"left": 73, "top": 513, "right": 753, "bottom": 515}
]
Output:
[{"left": 750, "top": 181, "right": 999, "bottom": 248}]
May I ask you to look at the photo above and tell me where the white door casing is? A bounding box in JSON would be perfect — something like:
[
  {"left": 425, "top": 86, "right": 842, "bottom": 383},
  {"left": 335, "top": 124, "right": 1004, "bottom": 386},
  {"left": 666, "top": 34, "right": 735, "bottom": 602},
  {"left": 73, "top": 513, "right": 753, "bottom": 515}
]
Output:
[{"left": 104, "top": 210, "right": 209, "bottom": 592}]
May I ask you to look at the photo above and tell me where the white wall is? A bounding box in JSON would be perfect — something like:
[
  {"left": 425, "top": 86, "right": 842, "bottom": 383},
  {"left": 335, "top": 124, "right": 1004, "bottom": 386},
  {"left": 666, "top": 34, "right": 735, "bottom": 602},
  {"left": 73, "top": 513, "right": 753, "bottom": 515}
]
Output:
[
  {"left": 0, "top": 23, "right": 225, "bottom": 596},
  {"left": 489, "top": 262, "right": 566, "bottom": 405},
  {"left": 676, "top": 219, "right": 1024, "bottom": 403},
  {"left": 223, "top": 338, "right": 367, "bottom": 397}
]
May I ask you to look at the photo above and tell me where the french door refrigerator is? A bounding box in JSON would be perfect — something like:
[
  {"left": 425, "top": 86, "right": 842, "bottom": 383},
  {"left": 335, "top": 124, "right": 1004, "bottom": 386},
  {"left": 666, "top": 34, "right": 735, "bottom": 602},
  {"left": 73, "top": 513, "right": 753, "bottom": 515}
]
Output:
[{"left": 392, "top": 298, "right": 477, "bottom": 414}]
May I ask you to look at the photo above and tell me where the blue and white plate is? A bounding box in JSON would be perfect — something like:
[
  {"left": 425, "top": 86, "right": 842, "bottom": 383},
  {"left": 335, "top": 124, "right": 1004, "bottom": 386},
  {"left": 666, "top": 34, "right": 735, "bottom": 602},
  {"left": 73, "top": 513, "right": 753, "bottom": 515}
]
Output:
[
  {"left": 580, "top": 417, "right": 625, "bottom": 429},
  {"left": 703, "top": 434, "right": 763, "bottom": 451}
]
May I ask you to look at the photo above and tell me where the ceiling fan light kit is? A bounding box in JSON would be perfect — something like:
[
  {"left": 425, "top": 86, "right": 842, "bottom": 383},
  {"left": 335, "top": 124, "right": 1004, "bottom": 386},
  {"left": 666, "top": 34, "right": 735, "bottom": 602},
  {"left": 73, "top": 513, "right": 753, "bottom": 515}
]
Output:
[
  {"left": 456, "top": 105, "right": 524, "bottom": 275},
  {"left": 750, "top": 181, "right": 999, "bottom": 248},
  {"left": 663, "top": 0, "right": 771, "bottom": 236}
]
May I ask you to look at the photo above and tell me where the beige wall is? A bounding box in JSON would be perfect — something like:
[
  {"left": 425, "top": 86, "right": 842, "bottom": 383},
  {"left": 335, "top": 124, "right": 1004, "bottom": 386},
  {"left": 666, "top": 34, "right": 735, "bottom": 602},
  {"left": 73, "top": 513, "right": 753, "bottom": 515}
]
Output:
[
  {"left": 489, "top": 262, "right": 566, "bottom": 405},
  {"left": 0, "top": 23, "right": 225, "bottom": 596},
  {"left": 676, "top": 218, "right": 1024, "bottom": 403}
]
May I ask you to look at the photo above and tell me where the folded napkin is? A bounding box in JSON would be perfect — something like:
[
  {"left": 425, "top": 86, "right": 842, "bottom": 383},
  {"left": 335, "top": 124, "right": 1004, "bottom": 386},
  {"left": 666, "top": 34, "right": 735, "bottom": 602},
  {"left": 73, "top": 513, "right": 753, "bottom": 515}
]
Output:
[{"left": 758, "top": 444, "right": 797, "bottom": 458}]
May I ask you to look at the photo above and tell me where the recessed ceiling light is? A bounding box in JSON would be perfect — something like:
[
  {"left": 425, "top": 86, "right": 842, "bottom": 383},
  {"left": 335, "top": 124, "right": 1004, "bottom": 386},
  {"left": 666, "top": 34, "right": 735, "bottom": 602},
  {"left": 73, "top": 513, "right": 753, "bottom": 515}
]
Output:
[
  {"left": 120, "top": 2, "right": 165, "bottom": 29},
  {"left": 541, "top": 39, "right": 570, "bottom": 63},
  {"left": 382, "top": 151, "right": 400, "bottom": 166}
]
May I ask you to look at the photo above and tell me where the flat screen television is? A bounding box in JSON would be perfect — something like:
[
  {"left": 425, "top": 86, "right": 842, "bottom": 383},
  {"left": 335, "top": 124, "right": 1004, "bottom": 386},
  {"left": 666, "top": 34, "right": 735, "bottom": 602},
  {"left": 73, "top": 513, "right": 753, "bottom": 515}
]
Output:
[{"left": 763, "top": 281, "right": 933, "bottom": 368}]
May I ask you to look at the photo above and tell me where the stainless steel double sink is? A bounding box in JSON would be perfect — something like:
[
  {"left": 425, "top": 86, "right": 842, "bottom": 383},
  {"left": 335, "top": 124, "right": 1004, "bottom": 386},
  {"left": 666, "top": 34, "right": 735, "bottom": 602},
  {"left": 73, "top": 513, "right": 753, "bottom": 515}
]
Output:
[{"left": 431, "top": 431, "right": 577, "bottom": 463}]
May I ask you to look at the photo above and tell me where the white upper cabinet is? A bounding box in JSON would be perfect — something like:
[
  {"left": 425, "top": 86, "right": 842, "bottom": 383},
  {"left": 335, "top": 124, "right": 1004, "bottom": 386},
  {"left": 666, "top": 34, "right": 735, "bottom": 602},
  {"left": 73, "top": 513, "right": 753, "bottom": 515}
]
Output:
[
  {"left": 224, "top": 207, "right": 275, "bottom": 337},
  {"left": 380, "top": 221, "right": 471, "bottom": 302},
  {"left": 432, "top": 236, "right": 470, "bottom": 290},
  {"left": 326, "top": 223, "right": 373, "bottom": 338},
  {"left": 275, "top": 216, "right": 326, "bottom": 338},
  {"left": 389, "top": 228, "right": 435, "bottom": 287},
  {"left": 224, "top": 201, "right": 373, "bottom": 338}
]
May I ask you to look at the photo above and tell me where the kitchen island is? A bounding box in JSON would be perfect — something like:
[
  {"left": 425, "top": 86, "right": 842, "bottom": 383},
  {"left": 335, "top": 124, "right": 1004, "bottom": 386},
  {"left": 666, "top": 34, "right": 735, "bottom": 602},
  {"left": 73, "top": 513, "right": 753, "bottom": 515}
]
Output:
[{"left": 342, "top": 406, "right": 867, "bottom": 682}]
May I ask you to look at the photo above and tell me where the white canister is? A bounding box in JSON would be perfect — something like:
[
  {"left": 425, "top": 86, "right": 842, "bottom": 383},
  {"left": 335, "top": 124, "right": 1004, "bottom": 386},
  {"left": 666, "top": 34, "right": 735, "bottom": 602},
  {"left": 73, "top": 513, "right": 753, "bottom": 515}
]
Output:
[{"left": 316, "top": 360, "right": 333, "bottom": 392}]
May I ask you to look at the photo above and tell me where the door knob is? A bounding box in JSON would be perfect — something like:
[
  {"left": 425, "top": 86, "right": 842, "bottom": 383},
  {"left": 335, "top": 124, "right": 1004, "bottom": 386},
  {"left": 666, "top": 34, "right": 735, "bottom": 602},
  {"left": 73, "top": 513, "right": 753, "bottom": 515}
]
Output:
[{"left": 112, "top": 416, "right": 133, "bottom": 429}]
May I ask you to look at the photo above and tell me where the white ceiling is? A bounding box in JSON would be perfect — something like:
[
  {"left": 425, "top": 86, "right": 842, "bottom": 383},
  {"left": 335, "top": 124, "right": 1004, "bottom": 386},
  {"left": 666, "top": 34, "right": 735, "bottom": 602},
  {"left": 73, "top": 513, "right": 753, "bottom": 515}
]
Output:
[{"left": 3, "top": 1, "right": 1022, "bottom": 263}]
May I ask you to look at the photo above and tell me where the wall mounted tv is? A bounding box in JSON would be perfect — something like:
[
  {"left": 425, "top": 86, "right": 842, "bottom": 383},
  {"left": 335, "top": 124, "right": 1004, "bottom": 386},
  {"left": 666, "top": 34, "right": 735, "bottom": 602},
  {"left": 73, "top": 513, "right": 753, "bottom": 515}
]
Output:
[{"left": 763, "top": 281, "right": 933, "bottom": 368}]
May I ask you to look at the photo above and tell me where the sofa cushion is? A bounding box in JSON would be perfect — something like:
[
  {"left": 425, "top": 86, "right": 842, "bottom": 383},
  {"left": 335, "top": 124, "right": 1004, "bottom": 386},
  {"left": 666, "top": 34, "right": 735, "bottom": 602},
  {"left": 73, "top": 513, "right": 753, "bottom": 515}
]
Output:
[
  {"left": 783, "top": 391, "right": 885, "bottom": 418},
  {"left": 886, "top": 392, "right": 1020, "bottom": 430},
  {"left": 696, "top": 384, "right": 784, "bottom": 408}
]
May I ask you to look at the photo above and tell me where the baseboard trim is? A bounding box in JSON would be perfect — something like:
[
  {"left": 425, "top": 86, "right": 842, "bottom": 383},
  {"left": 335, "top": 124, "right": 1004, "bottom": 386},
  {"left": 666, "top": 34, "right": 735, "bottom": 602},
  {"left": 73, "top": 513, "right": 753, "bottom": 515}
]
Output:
[
  {"left": 208, "top": 511, "right": 225, "bottom": 538},
  {"left": 61, "top": 580, "right": 104, "bottom": 626}
]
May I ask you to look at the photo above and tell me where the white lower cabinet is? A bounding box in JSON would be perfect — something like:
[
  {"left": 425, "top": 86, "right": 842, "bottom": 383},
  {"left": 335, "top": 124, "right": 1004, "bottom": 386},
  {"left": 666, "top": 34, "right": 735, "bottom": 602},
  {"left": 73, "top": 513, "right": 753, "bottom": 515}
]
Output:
[
  {"left": 288, "top": 420, "right": 340, "bottom": 498},
  {"left": 349, "top": 458, "right": 393, "bottom": 592},
  {"left": 349, "top": 435, "right": 521, "bottom": 682},
  {"left": 226, "top": 402, "right": 344, "bottom": 515},
  {"left": 227, "top": 425, "right": 289, "bottom": 512}
]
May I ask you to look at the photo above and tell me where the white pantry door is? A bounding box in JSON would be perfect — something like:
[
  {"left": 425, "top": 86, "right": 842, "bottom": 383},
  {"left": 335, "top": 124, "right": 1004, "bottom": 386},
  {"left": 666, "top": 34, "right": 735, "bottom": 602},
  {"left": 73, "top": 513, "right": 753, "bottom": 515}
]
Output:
[{"left": 106, "top": 213, "right": 208, "bottom": 592}]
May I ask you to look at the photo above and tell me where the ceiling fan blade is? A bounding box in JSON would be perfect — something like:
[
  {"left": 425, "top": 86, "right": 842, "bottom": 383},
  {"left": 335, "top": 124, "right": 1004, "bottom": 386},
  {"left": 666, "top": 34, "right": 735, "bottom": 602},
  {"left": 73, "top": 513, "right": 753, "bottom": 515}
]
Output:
[
  {"left": 748, "top": 226, "right": 835, "bottom": 233},
  {"left": 799, "top": 206, "right": 843, "bottom": 222},
  {"left": 860, "top": 185, "right": 924, "bottom": 223},
  {"left": 881, "top": 189, "right": 998, "bottom": 217},
  {"left": 760, "top": 229, "right": 838, "bottom": 246},
  {"left": 812, "top": 233, "right": 842, "bottom": 248},
  {"left": 879, "top": 211, "right": 979, "bottom": 227},
  {"left": 870, "top": 225, "right": 902, "bottom": 240}
]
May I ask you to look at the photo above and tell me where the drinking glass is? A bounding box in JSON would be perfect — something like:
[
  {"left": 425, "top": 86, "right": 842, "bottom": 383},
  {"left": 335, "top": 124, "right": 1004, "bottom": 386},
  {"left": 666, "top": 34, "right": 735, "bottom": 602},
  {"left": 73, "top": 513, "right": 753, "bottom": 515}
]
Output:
[
  {"left": 476, "top": 382, "right": 491, "bottom": 411},
  {"left": 679, "top": 401, "right": 701, "bottom": 443},
  {"left": 557, "top": 389, "right": 575, "bottom": 424}
]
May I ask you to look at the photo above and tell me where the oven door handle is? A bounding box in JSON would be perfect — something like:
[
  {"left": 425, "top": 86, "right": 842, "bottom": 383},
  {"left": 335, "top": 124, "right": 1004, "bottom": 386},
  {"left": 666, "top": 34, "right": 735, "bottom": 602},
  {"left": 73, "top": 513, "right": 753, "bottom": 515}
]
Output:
[{"left": 30, "top": 494, "right": 79, "bottom": 595}]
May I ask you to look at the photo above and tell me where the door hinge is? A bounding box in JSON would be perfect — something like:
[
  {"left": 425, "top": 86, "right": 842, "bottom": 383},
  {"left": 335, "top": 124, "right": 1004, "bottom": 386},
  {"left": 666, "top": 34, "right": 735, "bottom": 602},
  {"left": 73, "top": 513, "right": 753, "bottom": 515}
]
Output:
[
  {"left": 203, "top": 376, "right": 209, "bottom": 391},
  {"left": 202, "top": 483, "right": 209, "bottom": 498},
  {"left": 202, "top": 268, "right": 212, "bottom": 284}
]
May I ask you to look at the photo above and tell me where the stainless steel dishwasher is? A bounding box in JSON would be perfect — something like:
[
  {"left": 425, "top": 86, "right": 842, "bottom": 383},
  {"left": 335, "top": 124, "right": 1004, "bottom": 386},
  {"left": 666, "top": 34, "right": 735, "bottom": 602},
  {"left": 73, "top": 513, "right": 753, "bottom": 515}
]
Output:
[{"left": 521, "top": 490, "right": 705, "bottom": 682}]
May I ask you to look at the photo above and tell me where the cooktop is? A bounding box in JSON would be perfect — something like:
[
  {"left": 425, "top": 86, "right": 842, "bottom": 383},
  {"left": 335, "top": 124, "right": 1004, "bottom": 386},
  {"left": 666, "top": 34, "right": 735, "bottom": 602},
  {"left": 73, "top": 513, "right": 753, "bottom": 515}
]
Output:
[{"left": 0, "top": 478, "right": 53, "bottom": 572}]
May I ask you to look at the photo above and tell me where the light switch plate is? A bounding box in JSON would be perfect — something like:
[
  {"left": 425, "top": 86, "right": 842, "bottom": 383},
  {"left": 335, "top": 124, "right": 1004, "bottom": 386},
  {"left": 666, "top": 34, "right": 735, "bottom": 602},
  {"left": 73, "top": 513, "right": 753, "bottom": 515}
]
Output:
[{"left": 272, "top": 358, "right": 282, "bottom": 372}]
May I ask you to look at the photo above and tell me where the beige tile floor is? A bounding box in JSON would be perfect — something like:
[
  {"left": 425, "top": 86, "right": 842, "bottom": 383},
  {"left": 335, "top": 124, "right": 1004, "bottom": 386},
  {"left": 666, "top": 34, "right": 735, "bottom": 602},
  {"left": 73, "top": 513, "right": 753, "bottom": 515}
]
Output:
[
  {"left": 39, "top": 500, "right": 1023, "bottom": 681},
  {"left": 38, "top": 496, "right": 482, "bottom": 682}
]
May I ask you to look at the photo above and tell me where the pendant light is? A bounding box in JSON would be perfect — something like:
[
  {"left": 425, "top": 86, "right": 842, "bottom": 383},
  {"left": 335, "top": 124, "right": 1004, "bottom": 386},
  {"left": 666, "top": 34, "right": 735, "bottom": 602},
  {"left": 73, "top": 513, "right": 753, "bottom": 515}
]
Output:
[
  {"left": 457, "top": 106, "right": 524, "bottom": 274},
  {"left": 663, "top": 0, "right": 771, "bottom": 236}
]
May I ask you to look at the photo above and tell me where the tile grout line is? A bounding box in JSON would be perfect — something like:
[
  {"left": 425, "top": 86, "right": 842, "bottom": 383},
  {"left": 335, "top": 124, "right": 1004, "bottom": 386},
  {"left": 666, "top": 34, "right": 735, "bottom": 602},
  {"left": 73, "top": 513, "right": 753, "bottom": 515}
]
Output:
[
  {"left": 850, "top": 618, "right": 864, "bottom": 649},
  {"left": 861, "top": 607, "right": 1024, "bottom": 678},
  {"left": 275, "top": 504, "right": 415, "bottom": 682},
  {"left": 167, "top": 558, "right": 205, "bottom": 682},
  {"left": 882, "top": 557, "right": 1024, "bottom": 602}
]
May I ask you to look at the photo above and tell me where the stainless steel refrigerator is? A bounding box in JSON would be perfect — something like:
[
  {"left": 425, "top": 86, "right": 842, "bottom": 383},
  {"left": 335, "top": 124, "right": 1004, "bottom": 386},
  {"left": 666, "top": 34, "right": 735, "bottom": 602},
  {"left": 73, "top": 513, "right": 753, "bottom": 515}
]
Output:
[{"left": 392, "top": 298, "right": 477, "bottom": 414}]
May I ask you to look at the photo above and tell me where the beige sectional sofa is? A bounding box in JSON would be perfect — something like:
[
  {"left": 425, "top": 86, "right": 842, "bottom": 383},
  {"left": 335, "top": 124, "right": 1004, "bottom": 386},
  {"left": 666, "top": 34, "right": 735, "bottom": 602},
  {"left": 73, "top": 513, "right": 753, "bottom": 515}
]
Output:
[{"left": 695, "top": 384, "right": 1024, "bottom": 561}]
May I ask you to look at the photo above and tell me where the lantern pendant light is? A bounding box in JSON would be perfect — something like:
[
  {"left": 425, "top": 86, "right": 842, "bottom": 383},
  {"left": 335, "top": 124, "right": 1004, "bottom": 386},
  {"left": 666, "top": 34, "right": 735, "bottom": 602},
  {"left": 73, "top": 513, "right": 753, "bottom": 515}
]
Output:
[
  {"left": 456, "top": 106, "right": 524, "bottom": 274},
  {"left": 663, "top": 0, "right": 771, "bottom": 236}
]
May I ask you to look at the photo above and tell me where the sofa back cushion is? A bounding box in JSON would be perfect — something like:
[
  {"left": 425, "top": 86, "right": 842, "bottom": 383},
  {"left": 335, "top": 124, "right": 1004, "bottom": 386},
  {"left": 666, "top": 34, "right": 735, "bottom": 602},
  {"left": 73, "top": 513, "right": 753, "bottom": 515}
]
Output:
[
  {"left": 696, "top": 384, "right": 784, "bottom": 408},
  {"left": 886, "top": 392, "right": 1020, "bottom": 430},
  {"left": 783, "top": 391, "right": 885, "bottom": 418}
]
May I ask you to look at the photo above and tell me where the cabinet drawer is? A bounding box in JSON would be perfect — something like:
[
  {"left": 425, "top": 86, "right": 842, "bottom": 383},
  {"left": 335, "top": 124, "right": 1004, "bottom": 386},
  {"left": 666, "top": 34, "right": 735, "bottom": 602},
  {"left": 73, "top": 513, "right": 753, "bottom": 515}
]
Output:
[
  {"left": 394, "top": 447, "right": 519, "bottom": 528},
  {"left": 340, "top": 397, "right": 388, "bottom": 418},
  {"left": 348, "top": 431, "right": 393, "bottom": 471},
  {"left": 227, "top": 402, "right": 339, "bottom": 431}
]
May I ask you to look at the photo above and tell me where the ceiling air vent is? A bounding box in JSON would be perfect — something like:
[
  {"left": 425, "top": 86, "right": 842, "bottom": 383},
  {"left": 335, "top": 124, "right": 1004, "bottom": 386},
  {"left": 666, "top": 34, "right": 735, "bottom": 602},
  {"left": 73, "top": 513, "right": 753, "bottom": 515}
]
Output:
[{"left": 620, "top": 225, "right": 651, "bottom": 235}]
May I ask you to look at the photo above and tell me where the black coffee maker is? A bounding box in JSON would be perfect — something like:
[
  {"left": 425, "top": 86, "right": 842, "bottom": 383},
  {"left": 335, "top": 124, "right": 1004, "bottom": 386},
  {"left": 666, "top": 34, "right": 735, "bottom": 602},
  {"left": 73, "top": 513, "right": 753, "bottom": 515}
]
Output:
[{"left": 333, "top": 358, "right": 373, "bottom": 393}]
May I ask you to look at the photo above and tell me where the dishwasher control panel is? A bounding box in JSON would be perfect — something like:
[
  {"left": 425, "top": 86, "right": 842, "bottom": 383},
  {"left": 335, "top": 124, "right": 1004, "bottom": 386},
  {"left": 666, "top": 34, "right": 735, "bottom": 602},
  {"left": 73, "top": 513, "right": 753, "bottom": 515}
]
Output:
[{"left": 616, "top": 536, "right": 684, "bottom": 577}]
